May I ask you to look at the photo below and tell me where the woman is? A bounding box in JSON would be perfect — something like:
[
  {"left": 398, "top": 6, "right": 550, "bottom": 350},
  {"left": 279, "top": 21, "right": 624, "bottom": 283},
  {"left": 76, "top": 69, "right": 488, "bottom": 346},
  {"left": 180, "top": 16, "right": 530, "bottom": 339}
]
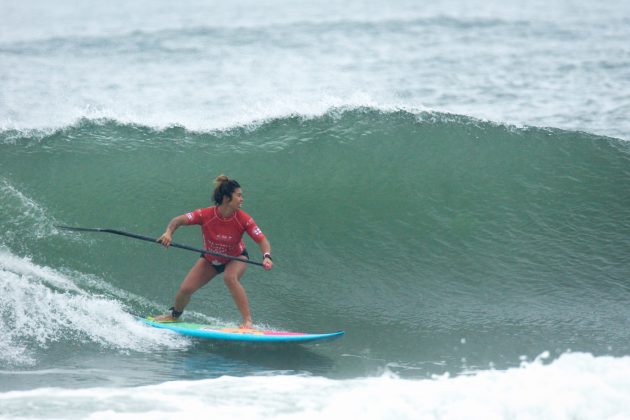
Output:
[{"left": 154, "top": 175, "right": 272, "bottom": 328}]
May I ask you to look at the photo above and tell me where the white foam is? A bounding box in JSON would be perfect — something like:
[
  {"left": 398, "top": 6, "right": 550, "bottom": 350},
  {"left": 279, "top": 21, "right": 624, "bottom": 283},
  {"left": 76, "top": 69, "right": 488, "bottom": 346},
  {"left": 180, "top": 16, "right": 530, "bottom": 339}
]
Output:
[
  {"left": 0, "top": 178, "right": 58, "bottom": 241},
  {"left": 0, "top": 249, "right": 187, "bottom": 367},
  {"left": 0, "top": 352, "right": 629, "bottom": 419}
]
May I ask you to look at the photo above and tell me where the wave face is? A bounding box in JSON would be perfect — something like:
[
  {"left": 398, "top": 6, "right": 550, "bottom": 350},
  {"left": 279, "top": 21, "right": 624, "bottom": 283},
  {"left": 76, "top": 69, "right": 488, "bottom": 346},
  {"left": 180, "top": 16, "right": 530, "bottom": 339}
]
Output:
[{"left": 1, "top": 110, "right": 629, "bottom": 382}]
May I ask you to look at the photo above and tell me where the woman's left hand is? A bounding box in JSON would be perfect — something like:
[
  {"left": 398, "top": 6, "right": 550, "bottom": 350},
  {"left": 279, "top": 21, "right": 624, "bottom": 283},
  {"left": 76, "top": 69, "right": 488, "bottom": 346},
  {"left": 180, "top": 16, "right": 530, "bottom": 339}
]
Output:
[{"left": 263, "top": 257, "right": 273, "bottom": 271}]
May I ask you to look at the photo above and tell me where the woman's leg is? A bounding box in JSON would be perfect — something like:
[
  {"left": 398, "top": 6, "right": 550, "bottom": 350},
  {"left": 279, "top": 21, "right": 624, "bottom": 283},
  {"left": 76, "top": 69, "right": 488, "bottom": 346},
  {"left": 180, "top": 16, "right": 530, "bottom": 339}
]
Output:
[
  {"left": 223, "top": 259, "right": 251, "bottom": 328},
  {"left": 155, "top": 258, "right": 218, "bottom": 321}
]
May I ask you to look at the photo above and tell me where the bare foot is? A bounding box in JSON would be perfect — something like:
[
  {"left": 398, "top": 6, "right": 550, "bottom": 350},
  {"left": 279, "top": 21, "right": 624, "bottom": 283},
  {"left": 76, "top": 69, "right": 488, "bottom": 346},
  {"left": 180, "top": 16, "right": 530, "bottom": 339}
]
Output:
[
  {"left": 153, "top": 313, "right": 179, "bottom": 322},
  {"left": 239, "top": 320, "right": 253, "bottom": 329}
]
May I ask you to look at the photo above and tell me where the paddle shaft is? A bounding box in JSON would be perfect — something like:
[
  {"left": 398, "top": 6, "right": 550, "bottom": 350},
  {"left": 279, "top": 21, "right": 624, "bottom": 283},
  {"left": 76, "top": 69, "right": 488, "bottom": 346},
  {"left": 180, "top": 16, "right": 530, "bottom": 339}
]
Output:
[{"left": 56, "top": 225, "right": 264, "bottom": 267}]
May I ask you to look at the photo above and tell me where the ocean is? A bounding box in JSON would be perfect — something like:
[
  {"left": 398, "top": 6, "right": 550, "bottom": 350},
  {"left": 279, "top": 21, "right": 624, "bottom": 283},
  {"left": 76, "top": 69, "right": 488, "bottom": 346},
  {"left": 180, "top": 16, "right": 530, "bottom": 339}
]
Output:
[{"left": 1, "top": 0, "right": 630, "bottom": 418}]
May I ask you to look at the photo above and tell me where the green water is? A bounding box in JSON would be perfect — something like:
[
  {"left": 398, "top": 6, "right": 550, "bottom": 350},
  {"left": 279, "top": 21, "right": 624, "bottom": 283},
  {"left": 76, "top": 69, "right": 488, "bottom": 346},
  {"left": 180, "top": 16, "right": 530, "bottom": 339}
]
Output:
[{"left": 1, "top": 109, "right": 629, "bottom": 387}]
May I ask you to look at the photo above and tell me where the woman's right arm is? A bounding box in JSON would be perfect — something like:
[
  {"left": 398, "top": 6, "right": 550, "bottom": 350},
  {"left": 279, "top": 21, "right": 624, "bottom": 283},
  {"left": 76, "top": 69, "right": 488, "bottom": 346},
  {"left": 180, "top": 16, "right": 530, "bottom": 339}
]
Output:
[{"left": 157, "top": 214, "right": 190, "bottom": 247}]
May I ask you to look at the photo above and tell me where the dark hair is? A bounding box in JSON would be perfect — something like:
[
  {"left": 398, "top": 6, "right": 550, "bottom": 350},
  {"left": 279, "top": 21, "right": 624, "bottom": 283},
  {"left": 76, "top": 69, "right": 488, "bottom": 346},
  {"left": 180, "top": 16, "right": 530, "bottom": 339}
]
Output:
[{"left": 213, "top": 175, "right": 241, "bottom": 205}]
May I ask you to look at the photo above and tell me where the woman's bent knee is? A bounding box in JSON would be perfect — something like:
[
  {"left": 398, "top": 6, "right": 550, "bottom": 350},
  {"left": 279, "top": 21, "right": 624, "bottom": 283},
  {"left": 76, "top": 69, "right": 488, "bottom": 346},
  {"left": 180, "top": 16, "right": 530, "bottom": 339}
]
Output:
[{"left": 223, "top": 274, "right": 240, "bottom": 286}]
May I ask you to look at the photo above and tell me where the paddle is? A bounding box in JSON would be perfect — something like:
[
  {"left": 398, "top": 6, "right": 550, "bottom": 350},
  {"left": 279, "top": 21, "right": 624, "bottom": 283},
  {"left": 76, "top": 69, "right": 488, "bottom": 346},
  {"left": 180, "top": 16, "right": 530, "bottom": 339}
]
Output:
[{"left": 55, "top": 225, "right": 264, "bottom": 267}]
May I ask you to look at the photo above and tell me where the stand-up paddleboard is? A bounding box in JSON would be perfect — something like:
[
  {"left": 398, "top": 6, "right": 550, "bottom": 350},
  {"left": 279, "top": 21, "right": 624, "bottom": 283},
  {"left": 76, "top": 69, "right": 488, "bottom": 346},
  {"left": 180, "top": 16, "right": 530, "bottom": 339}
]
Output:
[
  {"left": 58, "top": 226, "right": 342, "bottom": 343},
  {"left": 140, "top": 317, "right": 344, "bottom": 344}
]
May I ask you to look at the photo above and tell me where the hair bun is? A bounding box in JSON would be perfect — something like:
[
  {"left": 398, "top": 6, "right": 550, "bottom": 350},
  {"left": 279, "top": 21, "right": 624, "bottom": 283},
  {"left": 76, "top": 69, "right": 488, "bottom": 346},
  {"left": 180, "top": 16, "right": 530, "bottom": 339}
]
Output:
[{"left": 213, "top": 174, "right": 229, "bottom": 189}]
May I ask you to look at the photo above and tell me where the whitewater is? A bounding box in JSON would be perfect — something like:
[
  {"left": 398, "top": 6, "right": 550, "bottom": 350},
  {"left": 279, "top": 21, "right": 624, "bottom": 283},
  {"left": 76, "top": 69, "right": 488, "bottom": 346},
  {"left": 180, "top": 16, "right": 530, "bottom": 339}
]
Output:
[{"left": 1, "top": 353, "right": 629, "bottom": 419}]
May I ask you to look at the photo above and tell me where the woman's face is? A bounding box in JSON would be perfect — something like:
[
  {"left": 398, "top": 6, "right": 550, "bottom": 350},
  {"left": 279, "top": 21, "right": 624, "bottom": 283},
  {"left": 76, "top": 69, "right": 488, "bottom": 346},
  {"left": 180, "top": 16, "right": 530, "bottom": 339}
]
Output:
[{"left": 226, "top": 188, "right": 243, "bottom": 210}]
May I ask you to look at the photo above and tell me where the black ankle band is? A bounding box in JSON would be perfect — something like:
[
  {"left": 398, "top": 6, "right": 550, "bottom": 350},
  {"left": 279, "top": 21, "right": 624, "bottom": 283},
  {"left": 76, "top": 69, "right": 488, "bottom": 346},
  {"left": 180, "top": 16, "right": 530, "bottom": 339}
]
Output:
[{"left": 169, "top": 307, "right": 183, "bottom": 318}]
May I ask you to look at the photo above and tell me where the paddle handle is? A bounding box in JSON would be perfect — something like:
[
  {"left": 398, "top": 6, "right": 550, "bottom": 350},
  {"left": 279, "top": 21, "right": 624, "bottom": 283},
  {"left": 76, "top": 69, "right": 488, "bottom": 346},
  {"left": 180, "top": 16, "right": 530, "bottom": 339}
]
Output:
[{"left": 56, "top": 225, "right": 264, "bottom": 267}]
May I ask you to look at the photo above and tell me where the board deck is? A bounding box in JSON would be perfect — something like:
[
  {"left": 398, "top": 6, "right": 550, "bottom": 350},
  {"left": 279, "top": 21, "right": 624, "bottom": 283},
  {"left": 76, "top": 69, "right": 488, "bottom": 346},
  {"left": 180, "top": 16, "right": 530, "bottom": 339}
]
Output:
[{"left": 140, "top": 317, "right": 344, "bottom": 343}]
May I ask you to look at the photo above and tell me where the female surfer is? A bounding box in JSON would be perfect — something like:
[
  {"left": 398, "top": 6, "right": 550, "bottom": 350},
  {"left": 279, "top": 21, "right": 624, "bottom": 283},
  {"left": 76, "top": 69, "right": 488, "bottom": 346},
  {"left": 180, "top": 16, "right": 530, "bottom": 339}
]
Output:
[{"left": 154, "top": 175, "right": 272, "bottom": 328}]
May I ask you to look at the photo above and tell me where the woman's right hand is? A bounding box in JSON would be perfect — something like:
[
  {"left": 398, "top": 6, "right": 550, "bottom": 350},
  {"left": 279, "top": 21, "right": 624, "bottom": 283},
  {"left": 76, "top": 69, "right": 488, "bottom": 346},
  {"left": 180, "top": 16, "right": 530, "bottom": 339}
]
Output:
[
  {"left": 158, "top": 231, "right": 172, "bottom": 247},
  {"left": 157, "top": 215, "right": 188, "bottom": 248}
]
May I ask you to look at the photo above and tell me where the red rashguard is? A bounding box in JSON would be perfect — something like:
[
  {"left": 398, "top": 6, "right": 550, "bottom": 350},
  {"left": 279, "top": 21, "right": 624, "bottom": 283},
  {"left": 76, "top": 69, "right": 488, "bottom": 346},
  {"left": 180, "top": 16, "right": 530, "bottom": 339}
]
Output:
[{"left": 185, "top": 206, "right": 266, "bottom": 265}]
